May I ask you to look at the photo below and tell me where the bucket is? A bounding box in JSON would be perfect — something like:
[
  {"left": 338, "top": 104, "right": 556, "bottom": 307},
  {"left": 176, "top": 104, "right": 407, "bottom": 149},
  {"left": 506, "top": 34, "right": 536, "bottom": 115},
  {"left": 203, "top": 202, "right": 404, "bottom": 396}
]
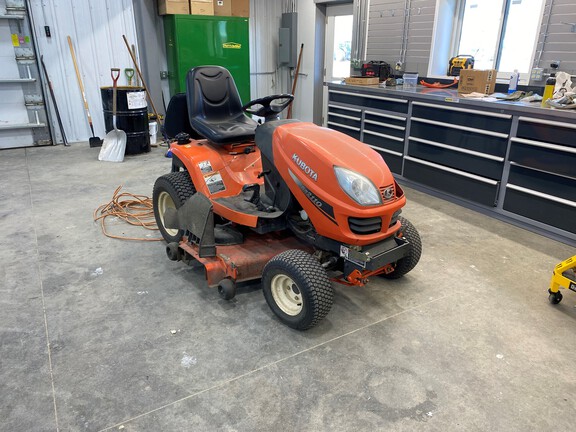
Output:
[
  {"left": 100, "top": 86, "right": 150, "bottom": 155},
  {"left": 149, "top": 120, "right": 158, "bottom": 146}
]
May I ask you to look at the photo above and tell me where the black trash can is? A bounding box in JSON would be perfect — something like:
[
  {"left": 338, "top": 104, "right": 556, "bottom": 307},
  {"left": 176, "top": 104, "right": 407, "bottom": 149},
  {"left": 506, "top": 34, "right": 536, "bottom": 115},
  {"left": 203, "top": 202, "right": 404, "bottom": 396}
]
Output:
[{"left": 101, "top": 86, "right": 150, "bottom": 155}]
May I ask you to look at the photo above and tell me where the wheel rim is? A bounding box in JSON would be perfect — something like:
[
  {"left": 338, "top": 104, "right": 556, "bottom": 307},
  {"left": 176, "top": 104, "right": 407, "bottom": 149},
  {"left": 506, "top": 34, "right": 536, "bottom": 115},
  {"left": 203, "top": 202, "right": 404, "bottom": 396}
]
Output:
[
  {"left": 157, "top": 191, "right": 178, "bottom": 237},
  {"left": 270, "top": 274, "right": 303, "bottom": 316}
]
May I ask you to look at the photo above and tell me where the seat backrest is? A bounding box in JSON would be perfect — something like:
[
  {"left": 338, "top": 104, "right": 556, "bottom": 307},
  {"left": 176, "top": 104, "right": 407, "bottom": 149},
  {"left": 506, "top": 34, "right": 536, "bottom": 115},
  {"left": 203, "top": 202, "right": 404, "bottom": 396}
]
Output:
[
  {"left": 163, "top": 93, "right": 200, "bottom": 139},
  {"left": 187, "top": 66, "right": 245, "bottom": 122},
  {"left": 186, "top": 66, "right": 257, "bottom": 144}
]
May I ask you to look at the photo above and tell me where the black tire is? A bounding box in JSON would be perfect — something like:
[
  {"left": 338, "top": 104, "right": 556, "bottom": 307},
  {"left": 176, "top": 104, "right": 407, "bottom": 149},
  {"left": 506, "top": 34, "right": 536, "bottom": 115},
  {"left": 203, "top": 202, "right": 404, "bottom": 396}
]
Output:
[
  {"left": 218, "top": 278, "right": 236, "bottom": 300},
  {"left": 262, "top": 249, "right": 334, "bottom": 330},
  {"left": 381, "top": 216, "right": 422, "bottom": 279},
  {"left": 153, "top": 171, "right": 196, "bottom": 243},
  {"left": 548, "top": 290, "right": 563, "bottom": 304}
]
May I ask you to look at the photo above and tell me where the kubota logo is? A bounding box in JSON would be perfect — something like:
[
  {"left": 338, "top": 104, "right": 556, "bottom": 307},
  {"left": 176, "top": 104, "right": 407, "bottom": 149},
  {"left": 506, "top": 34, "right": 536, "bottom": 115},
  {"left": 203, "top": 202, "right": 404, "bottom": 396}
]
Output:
[
  {"left": 223, "top": 42, "right": 241, "bottom": 49},
  {"left": 292, "top": 153, "right": 318, "bottom": 181}
]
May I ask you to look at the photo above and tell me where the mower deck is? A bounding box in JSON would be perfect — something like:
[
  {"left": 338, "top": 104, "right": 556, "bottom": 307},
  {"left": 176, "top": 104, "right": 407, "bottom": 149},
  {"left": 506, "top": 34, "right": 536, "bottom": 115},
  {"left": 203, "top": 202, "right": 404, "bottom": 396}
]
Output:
[{"left": 178, "top": 231, "right": 312, "bottom": 287}]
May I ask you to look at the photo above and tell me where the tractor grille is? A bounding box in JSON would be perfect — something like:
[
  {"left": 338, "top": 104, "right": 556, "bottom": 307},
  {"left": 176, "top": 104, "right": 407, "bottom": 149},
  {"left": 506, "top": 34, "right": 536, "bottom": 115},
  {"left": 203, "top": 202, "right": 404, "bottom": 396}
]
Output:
[
  {"left": 349, "top": 216, "right": 382, "bottom": 235},
  {"left": 380, "top": 184, "right": 395, "bottom": 202}
]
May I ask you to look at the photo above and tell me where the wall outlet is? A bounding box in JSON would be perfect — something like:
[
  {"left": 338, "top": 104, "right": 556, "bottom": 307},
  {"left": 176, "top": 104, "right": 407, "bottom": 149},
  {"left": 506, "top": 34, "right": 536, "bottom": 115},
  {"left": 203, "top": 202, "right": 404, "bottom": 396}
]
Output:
[{"left": 530, "top": 68, "right": 543, "bottom": 81}]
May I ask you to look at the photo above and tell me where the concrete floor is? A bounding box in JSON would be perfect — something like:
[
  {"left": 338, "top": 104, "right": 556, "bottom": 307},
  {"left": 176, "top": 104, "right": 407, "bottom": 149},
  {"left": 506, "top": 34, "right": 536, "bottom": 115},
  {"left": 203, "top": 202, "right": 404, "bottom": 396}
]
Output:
[{"left": 1, "top": 143, "right": 575, "bottom": 432}]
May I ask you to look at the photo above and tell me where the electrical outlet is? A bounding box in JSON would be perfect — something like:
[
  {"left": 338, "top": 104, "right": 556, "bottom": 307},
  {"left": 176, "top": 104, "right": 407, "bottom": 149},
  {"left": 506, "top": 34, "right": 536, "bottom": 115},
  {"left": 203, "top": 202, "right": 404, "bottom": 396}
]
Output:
[
  {"left": 530, "top": 68, "right": 543, "bottom": 81},
  {"left": 160, "top": 71, "right": 169, "bottom": 79}
]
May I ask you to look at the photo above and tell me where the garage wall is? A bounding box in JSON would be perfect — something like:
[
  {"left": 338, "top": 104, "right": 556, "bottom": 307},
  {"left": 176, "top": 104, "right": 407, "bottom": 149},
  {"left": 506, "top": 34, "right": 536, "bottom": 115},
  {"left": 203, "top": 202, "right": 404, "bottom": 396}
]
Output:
[
  {"left": 366, "top": 0, "right": 576, "bottom": 77},
  {"left": 249, "top": 0, "right": 289, "bottom": 100},
  {"left": 29, "top": 0, "right": 139, "bottom": 143}
]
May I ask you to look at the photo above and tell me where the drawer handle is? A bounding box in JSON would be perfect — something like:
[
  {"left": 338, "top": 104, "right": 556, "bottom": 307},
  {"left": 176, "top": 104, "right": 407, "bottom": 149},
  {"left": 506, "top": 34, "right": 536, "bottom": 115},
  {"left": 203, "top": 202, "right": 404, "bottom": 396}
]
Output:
[
  {"left": 328, "top": 104, "right": 362, "bottom": 113},
  {"left": 412, "top": 117, "right": 508, "bottom": 139},
  {"left": 328, "top": 112, "right": 361, "bottom": 121},
  {"left": 327, "top": 121, "right": 360, "bottom": 132},
  {"left": 409, "top": 136, "right": 504, "bottom": 162},
  {"left": 413, "top": 101, "right": 512, "bottom": 119},
  {"left": 507, "top": 184, "right": 576, "bottom": 208},
  {"left": 511, "top": 137, "right": 576, "bottom": 155},
  {"left": 329, "top": 90, "right": 407, "bottom": 104},
  {"left": 519, "top": 116, "right": 576, "bottom": 131},
  {"left": 404, "top": 156, "right": 498, "bottom": 185},
  {"left": 364, "top": 119, "right": 406, "bottom": 131},
  {"left": 365, "top": 110, "right": 406, "bottom": 122},
  {"left": 366, "top": 144, "right": 403, "bottom": 157},
  {"left": 364, "top": 129, "right": 404, "bottom": 142}
]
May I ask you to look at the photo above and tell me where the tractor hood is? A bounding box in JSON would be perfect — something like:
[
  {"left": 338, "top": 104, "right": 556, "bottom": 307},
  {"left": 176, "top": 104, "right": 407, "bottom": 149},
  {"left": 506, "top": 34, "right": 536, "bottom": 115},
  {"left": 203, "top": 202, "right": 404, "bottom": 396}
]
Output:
[{"left": 273, "top": 122, "right": 395, "bottom": 190}]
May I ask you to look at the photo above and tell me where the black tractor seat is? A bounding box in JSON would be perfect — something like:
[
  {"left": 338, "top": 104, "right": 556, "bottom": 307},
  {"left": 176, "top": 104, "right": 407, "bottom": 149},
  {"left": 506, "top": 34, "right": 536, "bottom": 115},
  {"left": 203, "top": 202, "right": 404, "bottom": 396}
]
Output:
[{"left": 186, "top": 66, "right": 257, "bottom": 144}]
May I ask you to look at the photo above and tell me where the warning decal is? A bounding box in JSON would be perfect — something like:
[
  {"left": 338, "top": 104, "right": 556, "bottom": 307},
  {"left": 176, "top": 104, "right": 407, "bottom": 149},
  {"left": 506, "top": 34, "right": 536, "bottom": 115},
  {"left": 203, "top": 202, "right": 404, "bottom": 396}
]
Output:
[
  {"left": 198, "top": 160, "right": 213, "bottom": 174},
  {"left": 126, "top": 91, "right": 147, "bottom": 109},
  {"left": 204, "top": 172, "right": 226, "bottom": 194}
]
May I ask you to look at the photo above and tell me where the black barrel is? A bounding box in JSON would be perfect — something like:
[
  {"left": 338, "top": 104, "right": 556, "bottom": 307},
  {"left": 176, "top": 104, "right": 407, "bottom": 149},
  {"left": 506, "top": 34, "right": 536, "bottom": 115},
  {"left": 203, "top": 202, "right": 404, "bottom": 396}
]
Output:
[{"left": 101, "top": 86, "right": 150, "bottom": 155}]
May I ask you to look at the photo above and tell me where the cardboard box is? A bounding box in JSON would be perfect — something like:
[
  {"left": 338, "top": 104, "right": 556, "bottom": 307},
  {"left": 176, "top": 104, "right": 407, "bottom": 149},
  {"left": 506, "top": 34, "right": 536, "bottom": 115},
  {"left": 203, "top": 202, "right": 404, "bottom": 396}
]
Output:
[
  {"left": 191, "top": 0, "right": 214, "bottom": 15},
  {"left": 159, "top": 0, "right": 190, "bottom": 15},
  {"left": 213, "top": 0, "right": 232, "bottom": 16},
  {"left": 345, "top": 76, "right": 379, "bottom": 86},
  {"left": 458, "top": 69, "right": 496, "bottom": 95},
  {"left": 231, "top": 0, "right": 249, "bottom": 17}
]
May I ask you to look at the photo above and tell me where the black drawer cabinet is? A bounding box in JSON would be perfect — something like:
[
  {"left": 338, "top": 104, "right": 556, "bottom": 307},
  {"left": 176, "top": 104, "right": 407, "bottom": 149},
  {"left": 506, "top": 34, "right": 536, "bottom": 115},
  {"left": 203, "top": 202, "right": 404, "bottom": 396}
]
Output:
[
  {"left": 362, "top": 110, "right": 407, "bottom": 170},
  {"left": 509, "top": 138, "right": 576, "bottom": 179},
  {"left": 412, "top": 102, "right": 512, "bottom": 134},
  {"left": 517, "top": 117, "right": 576, "bottom": 148},
  {"left": 326, "top": 83, "right": 576, "bottom": 241},
  {"left": 364, "top": 111, "right": 406, "bottom": 140},
  {"left": 410, "top": 119, "right": 508, "bottom": 157},
  {"left": 404, "top": 156, "right": 500, "bottom": 207},
  {"left": 327, "top": 103, "right": 362, "bottom": 140},
  {"left": 507, "top": 163, "right": 576, "bottom": 202},
  {"left": 329, "top": 90, "right": 409, "bottom": 114},
  {"left": 363, "top": 131, "right": 404, "bottom": 155},
  {"left": 503, "top": 186, "right": 576, "bottom": 234},
  {"left": 408, "top": 138, "right": 504, "bottom": 180}
]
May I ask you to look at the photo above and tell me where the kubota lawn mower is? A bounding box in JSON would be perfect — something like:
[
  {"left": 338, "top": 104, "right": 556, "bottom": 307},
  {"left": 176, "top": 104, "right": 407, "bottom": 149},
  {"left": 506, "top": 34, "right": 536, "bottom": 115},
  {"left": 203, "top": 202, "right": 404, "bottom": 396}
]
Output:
[{"left": 153, "top": 66, "right": 422, "bottom": 330}]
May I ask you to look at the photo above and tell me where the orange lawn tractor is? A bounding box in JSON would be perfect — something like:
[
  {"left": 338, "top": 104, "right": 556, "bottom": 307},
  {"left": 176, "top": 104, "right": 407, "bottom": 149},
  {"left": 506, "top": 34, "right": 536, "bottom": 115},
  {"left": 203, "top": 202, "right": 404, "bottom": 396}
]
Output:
[{"left": 153, "top": 66, "right": 422, "bottom": 330}]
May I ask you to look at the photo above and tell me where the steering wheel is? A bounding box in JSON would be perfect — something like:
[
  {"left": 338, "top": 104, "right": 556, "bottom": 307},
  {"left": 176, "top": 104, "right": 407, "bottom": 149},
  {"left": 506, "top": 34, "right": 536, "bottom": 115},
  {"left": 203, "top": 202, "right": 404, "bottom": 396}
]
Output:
[{"left": 243, "top": 94, "right": 294, "bottom": 119}]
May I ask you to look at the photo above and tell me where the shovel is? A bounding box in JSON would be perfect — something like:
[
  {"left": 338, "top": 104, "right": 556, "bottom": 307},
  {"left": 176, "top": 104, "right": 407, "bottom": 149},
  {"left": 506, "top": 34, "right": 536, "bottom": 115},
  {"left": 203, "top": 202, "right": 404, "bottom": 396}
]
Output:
[
  {"left": 98, "top": 69, "right": 127, "bottom": 162},
  {"left": 67, "top": 36, "right": 102, "bottom": 147}
]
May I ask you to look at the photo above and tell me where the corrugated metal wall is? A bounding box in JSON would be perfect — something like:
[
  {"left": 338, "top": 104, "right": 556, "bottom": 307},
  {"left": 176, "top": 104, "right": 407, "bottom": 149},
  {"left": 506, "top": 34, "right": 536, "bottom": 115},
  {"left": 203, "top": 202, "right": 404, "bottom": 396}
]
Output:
[
  {"left": 249, "top": 0, "right": 289, "bottom": 99},
  {"left": 29, "top": 0, "right": 139, "bottom": 143},
  {"left": 366, "top": 0, "right": 437, "bottom": 75},
  {"left": 533, "top": 0, "right": 576, "bottom": 73}
]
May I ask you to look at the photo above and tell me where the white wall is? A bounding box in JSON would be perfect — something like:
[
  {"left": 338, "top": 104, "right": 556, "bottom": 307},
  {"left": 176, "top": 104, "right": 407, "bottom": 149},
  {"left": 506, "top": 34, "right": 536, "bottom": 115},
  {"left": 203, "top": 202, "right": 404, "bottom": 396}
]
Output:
[
  {"left": 248, "top": 0, "right": 318, "bottom": 122},
  {"left": 29, "top": 0, "right": 139, "bottom": 143}
]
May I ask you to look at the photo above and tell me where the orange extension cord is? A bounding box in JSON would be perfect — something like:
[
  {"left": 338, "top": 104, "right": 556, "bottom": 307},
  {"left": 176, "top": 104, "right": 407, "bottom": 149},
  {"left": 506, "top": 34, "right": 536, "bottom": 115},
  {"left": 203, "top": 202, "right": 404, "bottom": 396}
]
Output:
[{"left": 93, "top": 186, "right": 163, "bottom": 241}]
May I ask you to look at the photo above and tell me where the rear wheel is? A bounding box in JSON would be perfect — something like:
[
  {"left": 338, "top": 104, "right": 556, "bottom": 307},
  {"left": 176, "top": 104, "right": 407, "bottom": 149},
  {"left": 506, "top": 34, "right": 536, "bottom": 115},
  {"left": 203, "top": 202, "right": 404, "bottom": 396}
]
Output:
[
  {"left": 262, "top": 250, "right": 334, "bottom": 330},
  {"left": 153, "top": 171, "right": 196, "bottom": 243},
  {"left": 381, "top": 216, "right": 422, "bottom": 279}
]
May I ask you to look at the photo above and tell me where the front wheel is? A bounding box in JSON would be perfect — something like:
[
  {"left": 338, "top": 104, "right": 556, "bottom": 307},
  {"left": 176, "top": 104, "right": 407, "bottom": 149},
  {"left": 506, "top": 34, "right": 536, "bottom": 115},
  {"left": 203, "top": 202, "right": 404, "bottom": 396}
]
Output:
[
  {"left": 262, "top": 250, "right": 334, "bottom": 330},
  {"left": 153, "top": 171, "right": 196, "bottom": 243},
  {"left": 381, "top": 216, "right": 422, "bottom": 279}
]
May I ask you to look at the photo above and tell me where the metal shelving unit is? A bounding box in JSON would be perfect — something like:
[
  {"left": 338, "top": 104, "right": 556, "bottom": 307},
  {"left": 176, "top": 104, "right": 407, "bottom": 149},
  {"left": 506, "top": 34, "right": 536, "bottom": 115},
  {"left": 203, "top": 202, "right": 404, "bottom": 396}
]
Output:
[{"left": 0, "top": 2, "right": 52, "bottom": 148}]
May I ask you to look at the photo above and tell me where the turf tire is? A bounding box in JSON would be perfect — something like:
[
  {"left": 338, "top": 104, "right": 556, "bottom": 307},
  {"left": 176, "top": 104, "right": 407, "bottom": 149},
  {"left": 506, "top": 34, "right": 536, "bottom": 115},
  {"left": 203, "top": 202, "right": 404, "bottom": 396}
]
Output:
[
  {"left": 381, "top": 216, "right": 422, "bottom": 279},
  {"left": 153, "top": 171, "right": 196, "bottom": 243},
  {"left": 262, "top": 250, "right": 334, "bottom": 330}
]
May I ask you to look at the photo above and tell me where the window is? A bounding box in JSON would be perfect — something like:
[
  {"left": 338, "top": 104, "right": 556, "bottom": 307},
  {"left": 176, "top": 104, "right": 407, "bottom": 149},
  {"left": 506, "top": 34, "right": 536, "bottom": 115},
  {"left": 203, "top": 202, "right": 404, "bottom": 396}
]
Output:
[{"left": 455, "top": 0, "right": 545, "bottom": 74}]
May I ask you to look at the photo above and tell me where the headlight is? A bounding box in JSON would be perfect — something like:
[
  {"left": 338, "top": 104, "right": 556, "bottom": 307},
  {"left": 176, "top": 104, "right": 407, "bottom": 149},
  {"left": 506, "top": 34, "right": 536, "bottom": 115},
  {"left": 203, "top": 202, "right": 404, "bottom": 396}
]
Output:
[{"left": 334, "top": 166, "right": 382, "bottom": 206}]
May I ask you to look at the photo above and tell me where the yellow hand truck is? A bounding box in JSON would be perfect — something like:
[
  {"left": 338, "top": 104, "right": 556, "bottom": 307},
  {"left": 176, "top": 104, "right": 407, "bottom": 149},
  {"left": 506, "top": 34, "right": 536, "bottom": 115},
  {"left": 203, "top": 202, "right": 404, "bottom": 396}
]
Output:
[{"left": 548, "top": 256, "right": 576, "bottom": 304}]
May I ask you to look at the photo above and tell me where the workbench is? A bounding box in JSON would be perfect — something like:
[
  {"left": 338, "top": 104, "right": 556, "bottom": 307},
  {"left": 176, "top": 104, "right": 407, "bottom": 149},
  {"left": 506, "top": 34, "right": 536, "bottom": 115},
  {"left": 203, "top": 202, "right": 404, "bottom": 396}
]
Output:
[{"left": 327, "top": 82, "right": 576, "bottom": 244}]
